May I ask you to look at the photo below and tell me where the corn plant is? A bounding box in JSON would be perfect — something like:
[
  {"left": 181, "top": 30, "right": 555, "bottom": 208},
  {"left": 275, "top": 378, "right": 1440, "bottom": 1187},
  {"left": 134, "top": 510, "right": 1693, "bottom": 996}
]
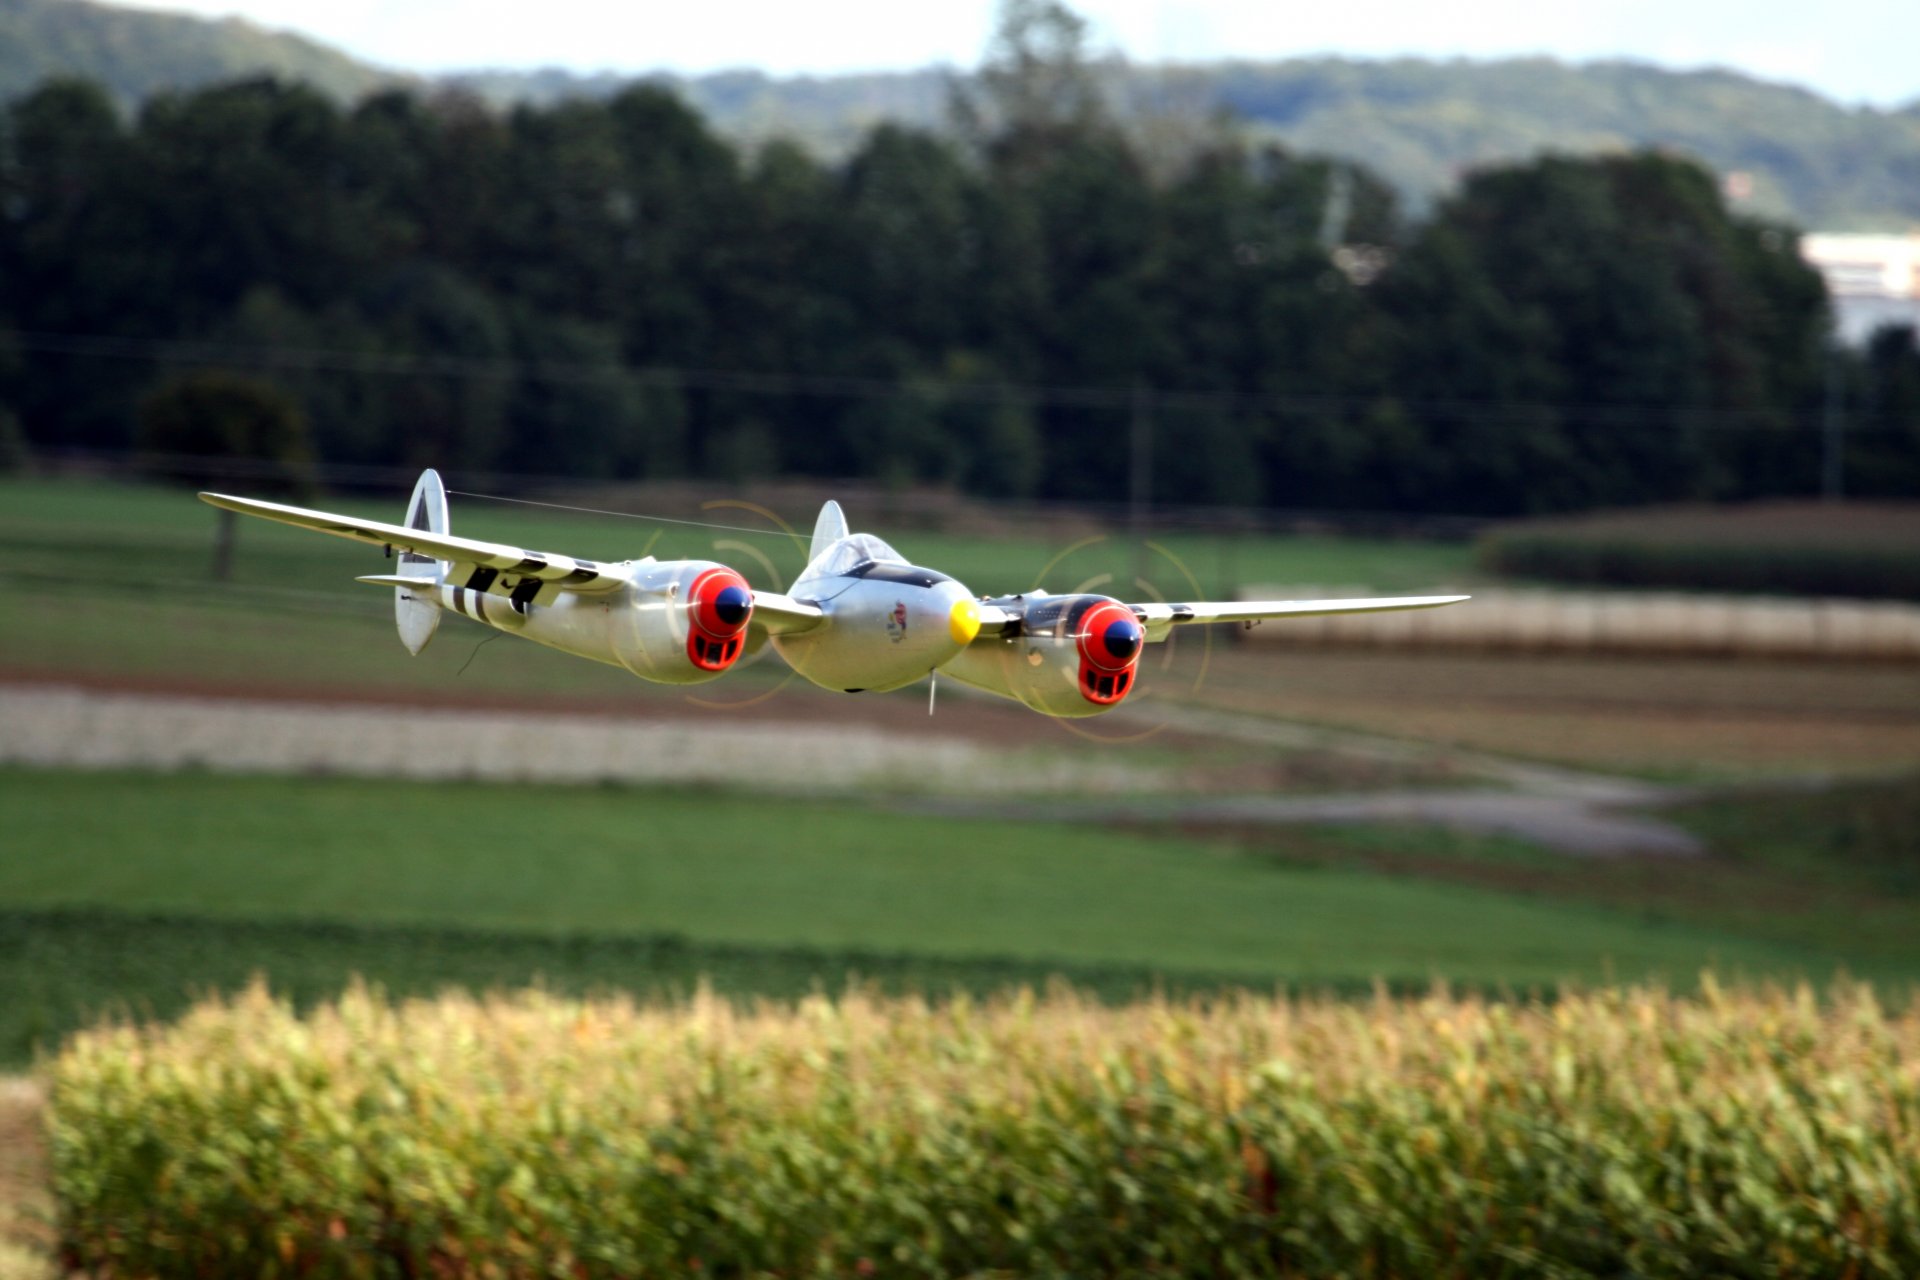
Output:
[{"left": 47, "top": 978, "right": 1920, "bottom": 1278}]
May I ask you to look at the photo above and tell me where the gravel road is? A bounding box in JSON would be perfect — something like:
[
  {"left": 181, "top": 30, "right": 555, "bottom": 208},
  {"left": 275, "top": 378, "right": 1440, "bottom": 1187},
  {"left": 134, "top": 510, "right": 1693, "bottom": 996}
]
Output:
[{"left": 0, "top": 683, "right": 1152, "bottom": 796}]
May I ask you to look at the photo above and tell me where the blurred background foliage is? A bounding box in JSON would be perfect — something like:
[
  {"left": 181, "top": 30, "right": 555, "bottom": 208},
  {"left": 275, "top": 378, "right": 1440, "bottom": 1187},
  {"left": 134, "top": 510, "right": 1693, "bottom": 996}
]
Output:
[{"left": 1, "top": 0, "right": 1913, "bottom": 515}]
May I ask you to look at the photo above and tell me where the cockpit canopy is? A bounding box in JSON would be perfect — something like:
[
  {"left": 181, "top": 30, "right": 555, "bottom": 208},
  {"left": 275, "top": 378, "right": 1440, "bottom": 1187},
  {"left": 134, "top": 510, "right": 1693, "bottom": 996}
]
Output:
[{"left": 799, "top": 532, "right": 909, "bottom": 581}]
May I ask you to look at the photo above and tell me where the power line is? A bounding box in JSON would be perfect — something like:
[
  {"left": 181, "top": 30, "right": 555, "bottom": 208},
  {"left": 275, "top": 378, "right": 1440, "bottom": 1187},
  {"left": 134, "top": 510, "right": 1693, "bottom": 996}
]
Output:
[
  {"left": 445, "top": 490, "right": 803, "bottom": 538},
  {"left": 3, "top": 327, "right": 1891, "bottom": 436}
]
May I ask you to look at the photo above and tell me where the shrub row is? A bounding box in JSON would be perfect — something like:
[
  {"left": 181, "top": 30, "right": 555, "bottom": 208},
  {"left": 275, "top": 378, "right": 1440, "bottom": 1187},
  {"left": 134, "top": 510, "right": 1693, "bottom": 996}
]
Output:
[
  {"left": 48, "top": 980, "right": 1920, "bottom": 1278},
  {"left": 1477, "top": 532, "right": 1920, "bottom": 600}
]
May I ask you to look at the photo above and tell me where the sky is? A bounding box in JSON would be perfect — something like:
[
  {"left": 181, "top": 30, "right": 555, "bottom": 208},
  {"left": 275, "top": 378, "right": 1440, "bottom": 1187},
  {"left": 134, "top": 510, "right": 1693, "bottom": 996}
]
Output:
[{"left": 113, "top": 0, "right": 1920, "bottom": 108}]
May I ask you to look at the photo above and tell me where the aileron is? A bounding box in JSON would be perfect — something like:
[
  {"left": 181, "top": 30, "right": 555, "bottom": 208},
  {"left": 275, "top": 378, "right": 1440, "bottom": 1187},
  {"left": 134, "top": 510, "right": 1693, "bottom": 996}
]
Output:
[{"left": 199, "top": 492, "right": 630, "bottom": 592}]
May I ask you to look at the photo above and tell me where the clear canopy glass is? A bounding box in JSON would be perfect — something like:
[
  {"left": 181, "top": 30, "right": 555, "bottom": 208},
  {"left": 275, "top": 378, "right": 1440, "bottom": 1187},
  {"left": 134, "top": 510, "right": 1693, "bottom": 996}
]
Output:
[{"left": 799, "top": 532, "right": 908, "bottom": 581}]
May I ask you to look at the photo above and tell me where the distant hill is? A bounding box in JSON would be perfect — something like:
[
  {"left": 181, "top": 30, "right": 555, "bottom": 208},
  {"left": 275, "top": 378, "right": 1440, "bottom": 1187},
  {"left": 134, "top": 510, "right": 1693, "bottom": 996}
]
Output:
[
  {"left": 457, "top": 59, "right": 1920, "bottom": 231},
  {"left": 5, "top": 0, "right": 1919, "bottom": 230},
  {"left": 0, "top": 0, "right": 395, "bottom": 108},
  {"left": 1205, "top": 57, "right": 1920, "bottom": 230}
]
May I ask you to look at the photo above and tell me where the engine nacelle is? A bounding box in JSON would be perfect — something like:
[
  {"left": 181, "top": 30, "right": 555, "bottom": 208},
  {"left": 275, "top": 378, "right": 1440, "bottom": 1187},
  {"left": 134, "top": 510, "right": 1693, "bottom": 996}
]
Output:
[
  {"left": 942, "top": 593, "right": 1144, "bottom": 718},
  {"left": 608, "top": 561, "right": 754, "bottom": 684}
]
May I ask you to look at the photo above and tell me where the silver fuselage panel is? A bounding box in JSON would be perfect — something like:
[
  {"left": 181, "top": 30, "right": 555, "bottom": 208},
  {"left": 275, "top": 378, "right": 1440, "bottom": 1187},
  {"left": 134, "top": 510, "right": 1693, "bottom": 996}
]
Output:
[{"left": 776, "top": 563, "right": 974, "bottom": 693}]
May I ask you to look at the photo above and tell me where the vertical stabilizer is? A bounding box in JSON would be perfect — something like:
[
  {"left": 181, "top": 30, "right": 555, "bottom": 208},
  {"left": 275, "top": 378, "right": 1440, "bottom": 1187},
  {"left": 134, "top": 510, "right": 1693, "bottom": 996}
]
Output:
[
  {"left": 809, "top": 500, "right": 849, "bottom": 562},
  {"left": 395, "top": 469, "right": 449, "bottom": 655}
]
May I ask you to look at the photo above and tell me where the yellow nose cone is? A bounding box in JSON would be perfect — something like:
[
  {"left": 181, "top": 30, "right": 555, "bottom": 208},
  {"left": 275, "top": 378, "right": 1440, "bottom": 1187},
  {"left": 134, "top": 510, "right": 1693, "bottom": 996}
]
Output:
[{"left": 948, "top": 597, "right": 982, "bottom": 646}]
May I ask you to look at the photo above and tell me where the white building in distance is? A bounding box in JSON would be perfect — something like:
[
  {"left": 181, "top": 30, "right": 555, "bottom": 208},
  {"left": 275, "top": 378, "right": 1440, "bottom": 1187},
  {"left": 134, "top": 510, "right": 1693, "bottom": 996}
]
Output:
[{"left": 1801, "top": 233, "right": 1920, "bottom": 346}]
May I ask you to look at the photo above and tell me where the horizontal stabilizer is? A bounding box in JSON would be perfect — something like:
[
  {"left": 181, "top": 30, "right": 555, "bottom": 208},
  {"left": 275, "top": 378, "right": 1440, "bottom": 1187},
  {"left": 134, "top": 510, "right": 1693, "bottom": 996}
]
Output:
[{"left": 354, "top": 574, "right": 440, "bottom": 589}]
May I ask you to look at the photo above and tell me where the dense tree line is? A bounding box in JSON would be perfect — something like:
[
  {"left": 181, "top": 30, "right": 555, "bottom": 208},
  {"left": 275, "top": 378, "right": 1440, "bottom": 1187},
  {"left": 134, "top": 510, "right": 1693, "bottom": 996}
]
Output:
[{"left": 0, "top": 4, "right": 1913, "bottom": 512}]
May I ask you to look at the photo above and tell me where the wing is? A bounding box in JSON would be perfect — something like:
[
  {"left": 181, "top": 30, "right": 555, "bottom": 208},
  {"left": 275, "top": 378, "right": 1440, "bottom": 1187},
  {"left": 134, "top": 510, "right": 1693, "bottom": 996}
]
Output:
[
  {"left": 750, "top": 590, "right": 826, "bottom": 636},
  {"left": 971, "top": 594, "right": 1468, "bottom": 642},
  {"left": 199, "top": 492, "right": 630, "bottom": 592},
  {"left": 1130, "top": 594, "right": 1469, "bottom": 641}
]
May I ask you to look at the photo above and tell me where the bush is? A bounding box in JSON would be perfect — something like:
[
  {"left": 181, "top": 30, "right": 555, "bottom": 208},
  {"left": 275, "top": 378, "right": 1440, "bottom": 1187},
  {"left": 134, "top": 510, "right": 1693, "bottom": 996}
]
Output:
[
  {"left": 48, "top": 980, "right": 1920, "bottom": 1277},
  {"left": 1479, "top": 531, "right": 1920, "bottom": 599}
]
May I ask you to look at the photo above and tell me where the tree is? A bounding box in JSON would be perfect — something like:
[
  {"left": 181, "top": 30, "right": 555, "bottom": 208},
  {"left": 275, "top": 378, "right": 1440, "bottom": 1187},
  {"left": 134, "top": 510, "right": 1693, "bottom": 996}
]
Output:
[
  {"left": 840, "top": 127, "right": 980, "bottom": 357},
  {"left": 3, "top": 78, "right": 146, "bottom": 448},
  {"left": 0, "top": 409, "right": 30, "bottom": 474},
  {"left": 501, "top": 309, "right": 678, "bottom": 480},
  {"left": 350, "top": 262, "right": 513, "bottom": 472},
  {"left": 956, "top": 0, "right": 1112, "bottom": 167},
  {"left": 1852, "top": 325, "right": 1920, "bottom": 496},
  {"left": 134, "top": 78, "right": 381, "bottom": 321},
  {"left": 1376, "top": 151, "right": 1831, "bottom": 512},
  {"left": 136, "top": 369, "right": 313, "bottom": 494}
]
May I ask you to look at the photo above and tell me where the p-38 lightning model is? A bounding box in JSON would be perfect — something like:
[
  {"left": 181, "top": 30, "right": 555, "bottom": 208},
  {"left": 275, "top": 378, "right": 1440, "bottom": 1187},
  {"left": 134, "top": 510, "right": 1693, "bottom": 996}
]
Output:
[{"left": 200, "top": 471, "right": 1467, "bottom": 719}]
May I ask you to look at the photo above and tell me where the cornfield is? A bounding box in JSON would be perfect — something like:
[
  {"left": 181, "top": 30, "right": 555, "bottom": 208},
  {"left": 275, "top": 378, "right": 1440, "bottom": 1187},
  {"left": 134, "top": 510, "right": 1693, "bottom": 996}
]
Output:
[{"left": 48, "top": 979, "right": 1920, "bottom": 1277}]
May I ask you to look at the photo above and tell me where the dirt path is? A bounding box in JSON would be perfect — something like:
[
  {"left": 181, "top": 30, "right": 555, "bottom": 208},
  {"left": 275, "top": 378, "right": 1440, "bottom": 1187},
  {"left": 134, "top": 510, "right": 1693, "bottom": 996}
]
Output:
[
  {"left": 914, "top": 701, "right": 1707, "bottom": 857},
  {"left": 906, "top": 788, "right": 1701, "bottom": 857},
  {"left": 0, "top": 1079, "right": 50, "bottom": 1280},
  {"left": 0, "top": 683, "right": 1155, "bottom": 797}
]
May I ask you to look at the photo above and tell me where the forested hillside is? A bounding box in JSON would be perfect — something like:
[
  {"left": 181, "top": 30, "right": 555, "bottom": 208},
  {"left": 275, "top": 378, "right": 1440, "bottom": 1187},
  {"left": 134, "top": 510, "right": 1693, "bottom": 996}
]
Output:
[
  {"left": 1209, "top": 58, "right": 1920, "bottom": 230},
  {"left": 5, "top": 0, "right": 1920, "bottom": 230},
  {"left": 470, "top": 59, "right": 1920, "bottom": 231},
  {"left": 0, "top": 0, "right": 393, "bottom": 108},
  {"left": 6, "top": 2, "right": 1916, "bottom": 515}
]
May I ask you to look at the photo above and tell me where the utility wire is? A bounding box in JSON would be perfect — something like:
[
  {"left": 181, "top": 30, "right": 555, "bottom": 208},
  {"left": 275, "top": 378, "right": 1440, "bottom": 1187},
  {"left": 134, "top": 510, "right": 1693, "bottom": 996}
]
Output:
[
  {"left": 446, "top": 490, "right": 802, "bottom": 537},
  {"left": 4, "top": 327, "right": 1890, "bottom": 436}
]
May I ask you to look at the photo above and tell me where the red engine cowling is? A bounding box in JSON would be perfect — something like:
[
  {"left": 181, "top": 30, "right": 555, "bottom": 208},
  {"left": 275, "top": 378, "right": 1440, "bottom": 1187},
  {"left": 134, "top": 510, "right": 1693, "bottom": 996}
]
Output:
[
  {"left": 685, "top": 566, "right": 754, "bottom": 672},
  {"left": 603, "top": 561, "right": 755, "bottom": 685},
  {"left": 1074, "top": 599, "right": 1144, "bottom": 705},
  {"left": 942, "top": 593, "right": 1145, "bottom": 718}
]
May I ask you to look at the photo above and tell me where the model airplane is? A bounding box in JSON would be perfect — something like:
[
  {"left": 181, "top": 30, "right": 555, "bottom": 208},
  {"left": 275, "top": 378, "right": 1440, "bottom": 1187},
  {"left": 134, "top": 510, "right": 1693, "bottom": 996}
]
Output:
[{"left": 199, "top": 470, "right": 1467, "bottom": 718}]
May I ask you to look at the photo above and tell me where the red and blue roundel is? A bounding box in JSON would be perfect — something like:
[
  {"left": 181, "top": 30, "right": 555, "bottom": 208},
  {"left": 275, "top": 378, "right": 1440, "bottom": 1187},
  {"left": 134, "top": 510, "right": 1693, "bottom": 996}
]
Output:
[
  {"left": 686, "top": 567, "right": 753, "bottom": 672},
  {"left": 1075, "top": 601, "right": 1143, "bottom": 705}
]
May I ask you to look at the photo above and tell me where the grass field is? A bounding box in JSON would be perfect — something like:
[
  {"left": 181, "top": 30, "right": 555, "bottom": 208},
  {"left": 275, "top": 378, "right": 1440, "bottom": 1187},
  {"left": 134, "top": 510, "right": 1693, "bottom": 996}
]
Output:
[
  {"left": 8, "top": 473, "right": 1920, "bottom": 1045},
  {"left": 8, "top": 766, "right": 1916, "bottom": 1067},
  {"left": 9, "top": 477, "right": 1920, "bottom": 1274},
  {"left": 1190, "top": 647, "right": 1920, "bottom": 778},
  {"left": 1229, "top": 774, "right": 1920, "bottom": 965}
]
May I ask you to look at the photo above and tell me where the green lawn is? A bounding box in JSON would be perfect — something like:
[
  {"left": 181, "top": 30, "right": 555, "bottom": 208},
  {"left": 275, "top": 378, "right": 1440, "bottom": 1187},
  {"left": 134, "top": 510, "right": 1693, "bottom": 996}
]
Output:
[
  {"left": 1235, "top": 775, "right": 1920, "bottom": 974},
  {"left": 8, "top": 765, "right": 1919, "bottom": 1064},
  {"left": 0, "top": 769, "right": 1817, "bottom": 984}
]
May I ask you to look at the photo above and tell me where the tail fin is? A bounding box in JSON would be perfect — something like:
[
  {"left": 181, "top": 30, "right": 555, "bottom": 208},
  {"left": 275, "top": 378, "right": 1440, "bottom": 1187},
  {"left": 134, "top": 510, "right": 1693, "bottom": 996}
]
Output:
[
  {"left": 395, "top": 469, "right": 449, "bottom": 655},
  {"left": 809, "top": 500, "right": 849, "bottom": 562}
]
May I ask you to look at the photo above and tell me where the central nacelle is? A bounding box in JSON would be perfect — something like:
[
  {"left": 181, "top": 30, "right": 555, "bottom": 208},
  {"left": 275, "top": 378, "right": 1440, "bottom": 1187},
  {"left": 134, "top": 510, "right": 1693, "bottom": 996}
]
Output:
[
  {"left": 775, "top": 569, "right": 980, "bottom": 693},
  {"left": 942, "top": 593, "right": 1145, "bottom": 717}
]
